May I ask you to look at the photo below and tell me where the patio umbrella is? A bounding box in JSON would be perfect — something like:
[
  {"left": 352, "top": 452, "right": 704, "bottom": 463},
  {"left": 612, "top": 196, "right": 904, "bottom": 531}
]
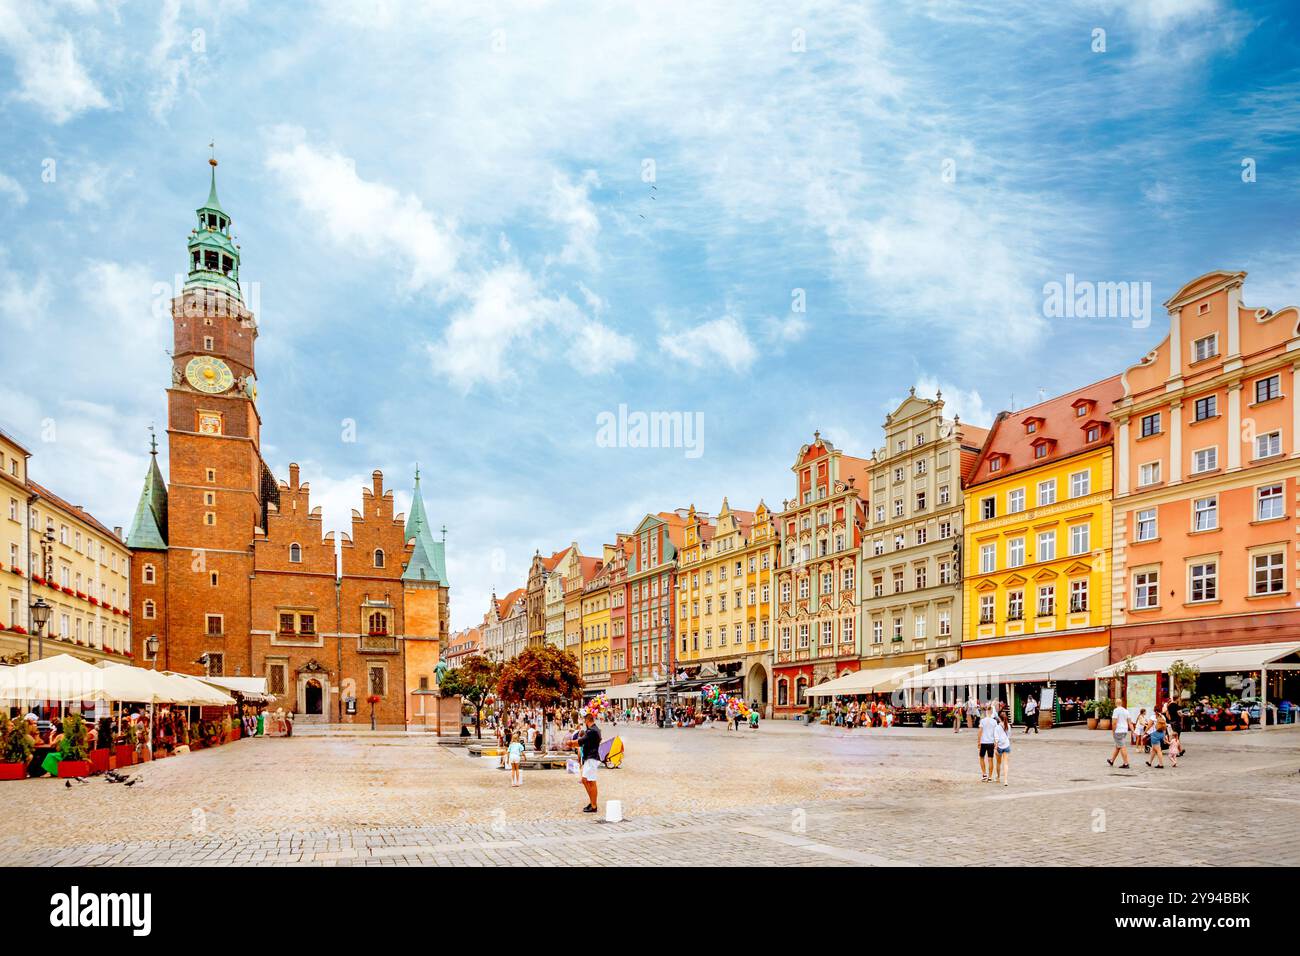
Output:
[
  {"left": 90, "top": 661, "right": 177, "bottom": 704},
  {"left": 0, "top": 653, "right": 109, "bottom": 703},
  {"left": 158, "top": 671, "right": 235, "bottom": 706}
]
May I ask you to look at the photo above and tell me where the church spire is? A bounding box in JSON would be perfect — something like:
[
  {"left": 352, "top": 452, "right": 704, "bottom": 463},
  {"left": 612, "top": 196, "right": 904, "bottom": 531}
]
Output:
[
  {"left": 403, "top": 468, "right": 449, "bottom": 585},
  {"left": 185, "top": 152, "right": 242, "bottom": 302},
  {"left": 126, "top": 431, "right": 168, "bottom": 551}
]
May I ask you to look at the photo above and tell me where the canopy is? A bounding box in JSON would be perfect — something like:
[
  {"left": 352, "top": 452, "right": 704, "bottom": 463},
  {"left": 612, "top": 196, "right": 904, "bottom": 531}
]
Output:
[
  {"left": 199, "top": 675, "right": 271, "bottom": 703},
  {"left": 1096, "top": 641, "right": 1300, "bottom": 678},
  {"left": 0, "top": 654, "right": 109, "bottom": 702},
  {"left": 159, "top": 671, "right": 235, "bottom": 706},
  {"left": 91, "top": 661, "right": 177, "bottom": 704},
  {"left": 603, "top": 681, "right": 659, "bottom": 700},
  {"left": 806, "top": 665, "right": 926, "bottom": 697},
  {"left": 901, "top": 647, "right": 1107, "bottom": 689}
]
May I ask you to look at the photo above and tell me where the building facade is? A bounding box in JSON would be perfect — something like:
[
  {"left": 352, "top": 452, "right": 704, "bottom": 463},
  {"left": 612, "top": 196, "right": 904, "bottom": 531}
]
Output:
[
  {"left": 124, "top": 162, "right": 449, "bottom": 725},
  {"left": 861, "top": 391, "right": 986, "bottom": 677},
  {"left": 604, "top": 537, "right": 632, "bottom": 686},
  {"left": 626, "top": 512, "right": 687, "bottom": 682},
  {"left": 2, "top": 426, "right": 134, "bottom": 665},
  {"left": 543, "top": 546, "right": 573, "bottom": 650},
  {"left": 581, "top": 560, "right": 611, "bottom": 693},
  {"left": 1109, "top": 270, "right": 1300, "bottom": 660},
  {"left": 772, "top": 434, "right": 870, "bottom": 717}
]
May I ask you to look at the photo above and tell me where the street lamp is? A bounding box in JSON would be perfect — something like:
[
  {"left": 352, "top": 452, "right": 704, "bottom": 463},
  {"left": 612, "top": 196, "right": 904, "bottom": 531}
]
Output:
[{"left": 29, "top": 597, "right": 51, "bottom": 661}]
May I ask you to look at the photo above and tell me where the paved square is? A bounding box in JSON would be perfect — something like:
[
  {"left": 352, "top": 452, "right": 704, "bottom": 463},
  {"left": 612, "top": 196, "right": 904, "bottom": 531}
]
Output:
[{"left": 3, "top": 722, "right": 1297, "bottom": 866}]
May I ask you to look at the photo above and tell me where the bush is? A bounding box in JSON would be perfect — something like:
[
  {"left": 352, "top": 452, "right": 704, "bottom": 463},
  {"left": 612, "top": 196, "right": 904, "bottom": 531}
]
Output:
[
  {"left": 59, "top": 713, "right": 90, "bottom": 762},
  {"left": 2, "top": 721, "right": 33, "bottom": 765},
  {"left": 1092, "top": 698, "right": 1116, "bottom": 720}
]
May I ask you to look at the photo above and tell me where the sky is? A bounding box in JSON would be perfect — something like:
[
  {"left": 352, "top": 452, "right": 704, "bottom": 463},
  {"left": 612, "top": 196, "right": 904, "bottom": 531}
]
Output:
[{"left": 1, "top": 0, "right": 1298, "bottom": 630}]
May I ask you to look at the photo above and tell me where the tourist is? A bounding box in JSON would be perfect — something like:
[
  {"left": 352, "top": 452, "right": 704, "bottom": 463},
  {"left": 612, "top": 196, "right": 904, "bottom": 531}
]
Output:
[
  {"left": 1107, "top": 700, "right": 1132, "bottom": 769},
  {"left": 1146, "top": 714, "right": 1168, "bottom": 769},
  {"left": 566, "top": 711, "right": 602, "bottom": 814},
  {"left": 1023, "top": 693, "right": 1038, "bottom": 734},
  {"left": 952, "top": 699, "right": 962, "bottom": 733},
  {"left": 1132, "top": 708, "right": 1148, "bottom": 749},
  {"left": 507, "top": 732, "right": 524, "bottom": 787},
  {"left": 978, "top": 705, "right": 999, "bottom": 782},
  {"left": 1163, "top": 700, "right": 1185, "bottom": 757},
  {"left": 966, "top": 696, "right": 980, "bottom": 729},
  {"left": 994, "top": 709, "right": 1012, "bottom": 786}
]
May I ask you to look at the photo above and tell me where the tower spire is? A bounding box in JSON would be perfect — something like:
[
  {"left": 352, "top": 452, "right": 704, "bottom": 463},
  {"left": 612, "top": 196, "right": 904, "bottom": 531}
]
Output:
[{"left": 185, "top": 149, "right": 241, "bottom": 302}]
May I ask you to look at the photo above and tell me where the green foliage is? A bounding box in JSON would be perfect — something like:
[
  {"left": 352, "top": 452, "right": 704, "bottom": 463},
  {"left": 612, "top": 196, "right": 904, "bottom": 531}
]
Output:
[
  {"left": 124, "top": 719, "right": 138, "bottom": 747},
  {"left": 1091, "top": 697, "right": 1116, "bottom": 720},
  {"left": 2, "top": 720, "right": 33, "bottom": 765},
  {"left": 58, "top": 713, "right": 90, "bottom": 762},
  {"left": 1169, "top": 659, "right": 1200, "bottom": 700}
]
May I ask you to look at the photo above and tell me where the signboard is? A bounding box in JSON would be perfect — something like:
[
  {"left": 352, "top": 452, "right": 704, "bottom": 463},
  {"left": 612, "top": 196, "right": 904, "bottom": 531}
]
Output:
[
  {"left": 1038, "top": 687, "right": 1055, "bottom": 713},
  {"left": 1126, "top": 672, "right": 1158, "bottom": 714},
  {"left": 344, "top": 696, "right": 357, "bottom": 716}
]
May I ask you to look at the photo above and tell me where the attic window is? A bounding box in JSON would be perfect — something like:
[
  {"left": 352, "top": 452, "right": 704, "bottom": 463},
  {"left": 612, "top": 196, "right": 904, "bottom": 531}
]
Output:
[
  {"left": 1035, "top": 444, "right": 1049, "bottom": 459},
  {"left": 1086, "top": 426, "right": 1100, "bottom": 442},
  {"left": 1198, "top": 302, "right": 1209, "bottom": 315},
  {"left": 1026, "top": 421, "right": 1037, "bottom": 434},
  {"left": 1076, "top": 405, "right": 1088, "bottom": 417},
  {"left": 989, "top": 458, "right": 1002, "bottom": 473}
]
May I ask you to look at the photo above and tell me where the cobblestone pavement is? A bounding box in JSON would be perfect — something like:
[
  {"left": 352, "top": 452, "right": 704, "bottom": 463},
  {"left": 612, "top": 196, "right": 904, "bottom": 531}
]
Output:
[{"left": 3, "top": 722, "right": 1298, "bottom": 866}]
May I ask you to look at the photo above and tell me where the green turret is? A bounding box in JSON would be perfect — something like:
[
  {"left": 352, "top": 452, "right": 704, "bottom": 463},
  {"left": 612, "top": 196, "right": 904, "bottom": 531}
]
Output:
[
  {"left": 402, "top": 467, "right": 449, "bottom": 585},
  {"left": 185, "top": 157, "right": 242, "bottom": 301}
]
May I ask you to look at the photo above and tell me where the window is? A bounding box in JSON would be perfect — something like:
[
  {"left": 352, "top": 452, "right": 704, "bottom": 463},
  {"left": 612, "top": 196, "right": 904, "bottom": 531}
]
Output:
[
  {"left": 1192, "top": 447, "right": 1217, "bottom": 474},
  {"left": 1069, "top": 470, "right": 1090, "bottom": 498},
  {"left": 915, "top": 527, "right": 927, "bottom": 545},
  {"left": 368, "top": 611, "right": 389, "bottom": 635},
  {"left": 1133, "top": 570, "right": 1159, "bottom": 610},
  {"left": 205, "top": 512, "right": 216, "bottom": 526},
  {"left": 205, "top": 614, "right": 223, "bottom": 636},
  {"left": 289, "top": 543, "right": 302, "bottom": 563},
  {"left": 1026, "top": 421, "right": 1037, "bottom": 434},
  {"left": 1069, "top": 523, "right": 1090, "bottom": 555},
  {"left": 1189, "top": 561, "right": 1217, "bottom": 603},
  {"left": 1193, "top": 495, "right": 1218, "bottom": 532},
  {"left": 821, "top": 621, "right": 833, "bottom": 645},
  {"left": 1139, "top": 461, "right": 1161, "bottom": 487},
  {"left": 981, "top": 497, "right": 996, "bottom": 520},
  {"left": 279, "top": 612, "right": 295, "bottom": 634},
  {"left": 368, "top": 665, "right": 386, "bottom": 697},
  {"left": 1136, "top": 508, "right": 1158, "bottom": 542},
  {"left": 1140, "top": 413, "right": 1161, "bottom": 438},
  {"left": 893, "top": 499, "right": 904, "bottom": 518},
  {"left": 1036, "top": 585, "right": 1055, "bottom": 617},
  {"left": 1252, "top": 552, "right": 1285, "bottom": 595},
  {"left": 143, "top": 600, "right": 156, "bottom": 620},
  {"left": 1086, "top": 426, "right": 1100, "bottom": 443},
  {"left": 915, "top": 491, "right": 927, "bottom": 511},
  {"left": 979, "top": 595, "right": 994, "bottom": 625},
  {"left": 1069, "top": 579, "right": 1088, "bottom": 613},
  {"left": 798, "top": 624, "right": 810, "bottom": 648},
  {"left": 798, "top": 578, "right": 809, "bottom": 600},
  {"left": 1037, "top": 479, "right": 1056, "bottom": 506},
  {"left": 1007, "top": 537, "right": 1025, "bottom": 568},
  {"left": 1192, "top": 333, "right": 1218, "bottom": 363},
  {"left": 777, "top": 680, "right": 788, "bottom": 706},
  {"left": 1007, "top": 590, "right": 1023, "bottom": 621},
  {"left": 1034, "top": 444, "right": 1049, "bottom": 460},
  {"left": 939, "top": 560, "right": 953, "bottom": 585},
  {"left": 1255, "top": 374, "right": 1281, "bottom": 403},
  {"left": 989, "top": 458, "right": 1001, "bottom": 473},
  {"left": 938, "top": 485, "right": 950, "bottom": 505},
  {"left": 795, "top": 678, "right": 808, "bottom": 706},
  {"left": 914, "top": 614, "right": 927, "bottom": 639},
  {"left": 872, "top": 620, "right": 883, "bottom": 644},
  {"left": 206, "top": 653, "right": 224, "bottom": 677},
  {"left": 1037, "top": 530, "right": 1056, "bottom": 562},
  {"left": 1008, "top": 488, "right": 1025, "bottom": 513},
  {"left": 979, "top": 544, "right": 995, "bottom": 574},
  {"left": 893, "top": 570, "right": 905, "bottom": 593},
  {"left": 1193, "top": 395, "right": 1217, "bottom": 421},
  {"left": 373, "top": 548, "right": 386, "bottom": 568},
  {"left": 938, "top": 610, "right": 951, "bottom": 636},
  {"left": 914, "top": 565, "right": 927, "bottom": 589},
  {"left": 1257, "top": 484, "right": 1284, "bottom": 521},
  {"left": 268, "top": 662, "right": 287, "bottom": 696},
  {"left": 143, "top": 563, "right": 155, "bottom": 584},
  {"left": 939, "top": 520, "right": 953, "bottom": 540},
  {"left": 1254, "top": 431, "right": 1281, "bottom": 460}
]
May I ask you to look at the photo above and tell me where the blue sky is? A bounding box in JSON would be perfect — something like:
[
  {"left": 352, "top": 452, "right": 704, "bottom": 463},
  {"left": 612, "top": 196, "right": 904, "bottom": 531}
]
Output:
[{"left": 1, "top": 0, "right": 1298, "bottom": 630}]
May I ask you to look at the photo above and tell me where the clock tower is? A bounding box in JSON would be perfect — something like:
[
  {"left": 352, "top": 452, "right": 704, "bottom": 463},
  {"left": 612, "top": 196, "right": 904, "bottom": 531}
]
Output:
[{"left": 161, "top": 157, "right": 271, "bottom": 677}]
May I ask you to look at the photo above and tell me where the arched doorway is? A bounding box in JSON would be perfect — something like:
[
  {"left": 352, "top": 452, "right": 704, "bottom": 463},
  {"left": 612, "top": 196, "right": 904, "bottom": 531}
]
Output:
[
  {"left": 745, "top": 662, "right": 769, "bottom": 711},
  {"left": 305, "top": 679, "right": 323, "bottom": 715}
]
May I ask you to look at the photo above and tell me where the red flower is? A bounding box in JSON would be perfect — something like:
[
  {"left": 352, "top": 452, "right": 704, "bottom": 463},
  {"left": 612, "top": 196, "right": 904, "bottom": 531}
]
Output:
[
  {"left": 10, "top": 625, "right": 26, "bottom": 635},
  {"left": 366, "top": 694, "right": 381, "bottom": 704}
]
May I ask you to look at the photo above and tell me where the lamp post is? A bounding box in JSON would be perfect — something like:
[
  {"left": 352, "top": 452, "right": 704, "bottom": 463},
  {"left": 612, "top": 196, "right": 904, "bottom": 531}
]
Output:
[{"left": 29, "top": 597, "right": 51, "bottom": 662}]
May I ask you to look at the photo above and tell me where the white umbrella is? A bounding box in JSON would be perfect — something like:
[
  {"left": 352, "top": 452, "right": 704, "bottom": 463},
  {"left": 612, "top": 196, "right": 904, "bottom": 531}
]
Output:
[
  {"left": 90, "top": 662, "right": 178, "bottom": 704},
  {"left": 158, "top": 671, "right": 235, "bottom": 706},
  {"left": 0, "top": 653, "right": 109, "bottom": 702}
]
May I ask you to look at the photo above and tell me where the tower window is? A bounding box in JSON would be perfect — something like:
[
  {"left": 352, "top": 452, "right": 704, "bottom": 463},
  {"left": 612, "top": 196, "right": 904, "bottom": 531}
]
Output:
[
  {"left": 203, "top": 336, "right": 214, "bottom": 351},
  {"left": 206, "top": 468, "right": 216, "bottom": 482},
  {"left": 289, "top": 543, "right": 302, "bottom": 563},
  {"left": 142, "top": 563, "right": 155, "bottom": 584},
  {"left": 205, "top": 512, "right": 216, "bottom": 526},
  {"left": 373, "top": 549, "right": 385, "bottom": 568},
  {"left": 221, "top": 255, "right": 232, "bottom": 274},
  {"left": 204, "top": 250, "right": 219, "bottom": 270}
]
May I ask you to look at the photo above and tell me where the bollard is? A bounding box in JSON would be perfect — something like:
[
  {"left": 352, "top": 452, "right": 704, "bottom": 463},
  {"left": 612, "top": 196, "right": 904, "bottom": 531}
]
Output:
[{"left": 605, "top": 799, "right": 623, "bottom": 823}]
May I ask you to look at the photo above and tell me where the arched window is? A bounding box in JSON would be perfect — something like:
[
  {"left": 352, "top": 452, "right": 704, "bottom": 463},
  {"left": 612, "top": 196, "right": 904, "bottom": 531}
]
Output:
[
  {"left": 368, "top": 612, "right": 388, "bottom": 635},
  {"left": 777, "top": 679, "right": 789, "bottom": 707},
  {"left": 143, "top": 600, "right": 156, "bottom": 620},
  {"left": 795, "top": 677, "right": 808, "bottom": 706},
  {"left": 142, "top": 563, "right": 155, "bottom": 584},
  {"left": 373, "top": 549, "right": 385, "bottom": 568},
  {"left": 289, "top": 543, "right": 302, "bottom": 563}
]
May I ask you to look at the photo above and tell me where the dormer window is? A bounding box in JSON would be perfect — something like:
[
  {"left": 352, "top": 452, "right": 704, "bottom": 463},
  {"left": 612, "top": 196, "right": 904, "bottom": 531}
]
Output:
[
  {"left": 1022, "top": 415, "right": 1045, "bottom": 435},
  {"left": 989, "top": 458, "right": 1002, "bottom": 473},
  {"left": 1026, "top": 422, "right": 1037, "bottom": 434},
  {"left": 1072, "top": 398, "right": 1093, "bottom": 418},
  {"left": 1030, "top": 437, "right": 1056, "bottom": 460}
]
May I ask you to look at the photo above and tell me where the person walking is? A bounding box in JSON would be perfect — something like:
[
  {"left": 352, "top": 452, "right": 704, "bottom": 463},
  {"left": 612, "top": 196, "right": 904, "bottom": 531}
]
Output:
[
  {"left": 1146, "top": 714, "right": 1169, "bottom": 769},
  {"left": 952, "top": 698, "right": 962, "bottom": 733},
  {"left": 1107, "top": 700, "right": 1133, "bottom": 769},
  {"left": 994, "top": 709, "right": 1012, "bottom": 786},
  {"left": 978, "top": 705, "right": 999, "bottom": 782},
  {"left": 566, "top": 711, "right": 603, "bottom": 814},
  {"left": 1022, "top": 693, "right": 1039, "bottom": 734}
]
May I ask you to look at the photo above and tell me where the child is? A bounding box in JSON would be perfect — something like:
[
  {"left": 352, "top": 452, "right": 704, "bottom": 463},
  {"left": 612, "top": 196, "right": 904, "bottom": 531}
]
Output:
[{"left": 507, "top": 733, "right": 524, "bottom": 787}]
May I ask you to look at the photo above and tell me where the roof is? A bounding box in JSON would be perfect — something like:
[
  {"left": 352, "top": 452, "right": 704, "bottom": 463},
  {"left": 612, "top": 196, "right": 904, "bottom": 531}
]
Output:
[
  {"left": 402, "top": 471, "right": 448, "bottom": 585},
  {"left": 29, "top": 479, "right": 126, "bottom": 546},
  {"left": 542, "top": 548, "right": 569, "bottom": 571},
  {"left": 966, "top": 375, "right": 1123, "bottom": 487},
  {"left": 497, "top": 587, "right": 526, "bottom": 617},
  {"left": 577, "top": 556, "right": 602, "bottom": 582},
  {"left": 125, "top": 452, "right": 169, "bottom": 551},
  {"left": 838, "top": 454, "right": 872, "bottom": 491}
]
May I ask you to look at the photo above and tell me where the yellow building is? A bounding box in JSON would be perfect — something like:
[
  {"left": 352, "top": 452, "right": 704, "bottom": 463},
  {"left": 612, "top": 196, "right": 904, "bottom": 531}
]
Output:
[
  {"left": 581, "top": 559, "right": 612, "bottom": 692},
  {"left": 677, "top": 499, "right": 777, "bottom": 710},
  {"left": 2, "top": 424, "right": 134, "bottom": 664},
  {"left": 954, "top": 377, "right": 1123, "bottom": 722}
]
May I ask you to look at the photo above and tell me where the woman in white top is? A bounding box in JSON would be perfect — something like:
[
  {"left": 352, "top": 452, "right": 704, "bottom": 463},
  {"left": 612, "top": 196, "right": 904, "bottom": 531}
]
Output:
[{"left": 994, "top": 710, "right": 1012, "bottom": 786}]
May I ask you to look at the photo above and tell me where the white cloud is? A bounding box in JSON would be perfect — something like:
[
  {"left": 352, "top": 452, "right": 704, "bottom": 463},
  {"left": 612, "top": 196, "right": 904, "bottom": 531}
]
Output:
[
  {"left": 0, "top": 171, "right": 28, "bottom": 206},
  {"left": 265, "top": 128, "right": 462, "bottom": 294},
  {"left": 0, "top": 267, "right": 52, "bottom": 331},
  {"left": 0, "top": 1, "right": 109, "bottom": 123},
  {"left": 659, "top": 314, "right": 758, "bottom": 373},
  {"left": 147, "top": 0, "right": 189, "bottom": 121},
  {"left": 913, "top": 374, "right": 994, "bottom": 427},
  {"left": 568, "top": 320, "right": 636, "bottom": 370},
  {"left": 547, "top": 170, "right": 602, "bottom": 269}
]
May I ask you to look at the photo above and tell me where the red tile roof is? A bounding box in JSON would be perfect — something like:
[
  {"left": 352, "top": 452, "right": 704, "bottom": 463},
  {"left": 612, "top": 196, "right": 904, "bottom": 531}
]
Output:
[
  {"left": 27, "top": 479, "right": 123, "bottom": 544},
  {"left": 497, "top": 587, "right": 526, "bottom": 617},
  {"left": 966, "top": 375, "right": 1123, "bottom": 487}
]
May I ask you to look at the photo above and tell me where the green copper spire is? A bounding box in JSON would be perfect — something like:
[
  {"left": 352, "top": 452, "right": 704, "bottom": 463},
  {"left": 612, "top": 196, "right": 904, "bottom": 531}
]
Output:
[
  {"left": 185, "top": 153, "right": 242, "bottom": 301},
  {"left": 403, "top": 468, "right": 449, "bottom": 585},
  {"left": 126, "top": 430, "right": 168, "bottom": 551}
]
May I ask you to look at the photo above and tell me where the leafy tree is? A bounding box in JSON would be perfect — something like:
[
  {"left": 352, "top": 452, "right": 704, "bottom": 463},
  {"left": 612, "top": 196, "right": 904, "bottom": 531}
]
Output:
[
  {"left": 496, "top": 644, "right": 583, "bottom": 711},
  {"left": 438, "top": 654, "right": 500, "bottom": 738},
  {"left": 59, "top": 713, "right": 89, "bottom": 762}
]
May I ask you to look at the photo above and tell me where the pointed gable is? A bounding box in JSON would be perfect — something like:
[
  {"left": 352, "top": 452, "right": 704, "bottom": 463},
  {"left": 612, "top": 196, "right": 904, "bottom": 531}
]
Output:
[{"left": 126, "top": 451, "right": 168, "bottom": 551}]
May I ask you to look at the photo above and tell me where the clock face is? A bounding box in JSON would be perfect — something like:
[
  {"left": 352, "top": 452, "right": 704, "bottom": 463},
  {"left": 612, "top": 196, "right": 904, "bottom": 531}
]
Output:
[
  {"left": 185, "top": 356, "right": 234, "bottom": 394},
  {"left": 938, "top": 422, "right": 954, "bottom": 439}
]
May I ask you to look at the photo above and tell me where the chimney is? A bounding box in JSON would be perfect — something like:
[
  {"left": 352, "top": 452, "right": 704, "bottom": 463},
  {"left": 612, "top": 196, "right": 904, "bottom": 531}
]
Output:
[
  {"left": 113, "top": 526, "right": 123, "bottom": 541},
  {"left": 372, "top": 470, "right": 384, "bottom": 497},
  {"left": 289, "top": 462, "right": 301, "bottom": 487}
]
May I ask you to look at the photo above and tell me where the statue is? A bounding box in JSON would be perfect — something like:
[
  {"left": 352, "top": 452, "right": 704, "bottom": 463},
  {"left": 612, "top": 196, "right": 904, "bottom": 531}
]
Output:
[{"left": 434, "top": 658, "right": 450, "bottom": 687}]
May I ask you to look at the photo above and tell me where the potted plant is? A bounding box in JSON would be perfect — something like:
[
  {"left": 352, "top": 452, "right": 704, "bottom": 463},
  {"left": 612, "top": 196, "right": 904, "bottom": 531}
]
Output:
[
  {"left": 120, "top": 720, "right": 137, "bottom": 765},
  {"left": 89, "top": 716, "right": 116, "bottom": 773},
  {"left": 1076, "top": 697, "right": 1097, "bottom": 728},
  {"left": 56, "top": 714, "right": 92, "bottom": 778},
  {"left": 0, "top": 719, "right": 33, "bottom": 780},
  {"left": 1093, "top": 697, "right": 1115, "bottom": 731}
]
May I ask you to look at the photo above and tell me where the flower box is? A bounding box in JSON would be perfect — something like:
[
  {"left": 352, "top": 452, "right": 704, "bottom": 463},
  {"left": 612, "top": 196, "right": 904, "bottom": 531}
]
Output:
[
  {"left": 9, "top": 625, "right": 25, "bottom": 635},
  {"left": 57, "top": 760, "right": 92, "bottom": 778},
  {"left": 89, "top": 749, "right": 112, "bottom": 774},
  {"left": 117, "top": 750, "right": 135, "bottom": 767},
  {"left": 8, "top": 565, "right": 21, "bottom": 576},
  {"left": 0, "top": 762, "right": 27, "bottom": 781},
  {"left": 88, "top": 597, "right": 100, "bottom": 606},
  {"left": 31, "top": 576, "right": 44, "bottom": 585},
  {"left": 76, "top": 591, "right": 87, "bottom": 600}
]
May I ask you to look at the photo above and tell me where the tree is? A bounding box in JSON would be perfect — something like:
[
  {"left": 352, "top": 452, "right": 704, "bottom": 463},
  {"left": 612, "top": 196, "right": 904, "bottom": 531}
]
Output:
[
  {"left": 496, "top": 644, "right": 584, "bottom": 712},
  {"left": 438, "top": 654, "right": 500, "bottom": 738}
]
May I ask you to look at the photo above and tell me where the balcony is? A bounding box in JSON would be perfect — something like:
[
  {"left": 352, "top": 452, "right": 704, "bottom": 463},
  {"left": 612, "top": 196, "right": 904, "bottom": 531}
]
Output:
[{"left": 359, "top": 632, "right": 398, "bottom": 653}]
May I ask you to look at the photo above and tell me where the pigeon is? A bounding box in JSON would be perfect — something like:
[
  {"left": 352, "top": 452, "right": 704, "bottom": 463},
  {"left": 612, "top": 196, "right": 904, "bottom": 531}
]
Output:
[{"left": 124, "top": 778, "right": 140, "bottom": 787}]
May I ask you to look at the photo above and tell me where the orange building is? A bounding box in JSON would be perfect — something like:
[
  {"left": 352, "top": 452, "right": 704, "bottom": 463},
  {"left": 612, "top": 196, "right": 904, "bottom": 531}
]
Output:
[{"left": 1108, "top": 271, "right": 1299, "bottom": 708}]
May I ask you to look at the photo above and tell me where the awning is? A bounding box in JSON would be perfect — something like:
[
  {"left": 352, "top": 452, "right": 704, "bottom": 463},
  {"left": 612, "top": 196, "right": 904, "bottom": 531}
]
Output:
[
  {"left": 157, "top": 672, "right": 236, "bottom": 706},
  {"left": 604, "top": 681, "right": 657, "bottom": 700},
  {"left": 200, "top": 675, "right": 273, "bottom": 703},
  {"left": 806, "top": 665, "right": 925, "bottom": 697},
  {"left": 902, "top": 647, "right": 1107, "bottom": 689},
  {"left": 1096, "top": 641, "right": 1300, "bottom": 677},
  {"left": 0, "top": 654, "right": 109, "bottom": 702}
]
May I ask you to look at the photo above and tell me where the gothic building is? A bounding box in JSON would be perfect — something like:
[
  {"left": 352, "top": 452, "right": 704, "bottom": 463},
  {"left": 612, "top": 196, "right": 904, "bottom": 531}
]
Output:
[{"left": 125, "top": 160, "right": 450, "bottom": 725}]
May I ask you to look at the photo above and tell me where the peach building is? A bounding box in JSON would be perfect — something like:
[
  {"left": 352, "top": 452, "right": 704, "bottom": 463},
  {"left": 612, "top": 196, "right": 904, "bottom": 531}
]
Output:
[{"left": 1108, "top": 271, "right": 1300, "bottom": 711}]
